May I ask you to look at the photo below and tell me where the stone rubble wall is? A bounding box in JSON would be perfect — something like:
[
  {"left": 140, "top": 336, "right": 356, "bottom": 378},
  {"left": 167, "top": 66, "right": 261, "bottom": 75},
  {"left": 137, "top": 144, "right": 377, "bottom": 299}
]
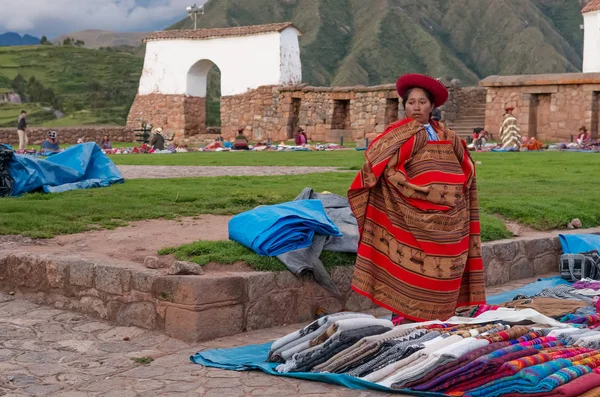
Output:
[
  {"left": 0, "top": 126, "right": 133, "bottom": 146},
  {"left": 0, "top": 252, "right": 373, "bottom": 343},
  {"left": 127, "top": 93, "right": 206, "bottom": 141},
  {"left": 220, "top": 83, "right": 483, "bottom": 142},
  {"left": 0, "top": 234, "right": 574, "bottom": 342},
  {"left": 485, "top": 79, "right": 600, "bottom": 142}
]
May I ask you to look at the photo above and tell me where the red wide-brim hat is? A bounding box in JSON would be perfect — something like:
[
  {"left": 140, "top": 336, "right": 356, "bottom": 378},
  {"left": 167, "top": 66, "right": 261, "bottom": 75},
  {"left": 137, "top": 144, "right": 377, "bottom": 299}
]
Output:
[{"left": 395, "top": 73, "right": 449, "bottom": 108}]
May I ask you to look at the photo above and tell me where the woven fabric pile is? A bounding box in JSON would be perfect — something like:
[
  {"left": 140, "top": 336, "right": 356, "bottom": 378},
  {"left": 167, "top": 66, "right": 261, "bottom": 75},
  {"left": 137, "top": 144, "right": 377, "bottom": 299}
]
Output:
[{"left": 267, "top": 311, "right": 600, "bottom": 396}]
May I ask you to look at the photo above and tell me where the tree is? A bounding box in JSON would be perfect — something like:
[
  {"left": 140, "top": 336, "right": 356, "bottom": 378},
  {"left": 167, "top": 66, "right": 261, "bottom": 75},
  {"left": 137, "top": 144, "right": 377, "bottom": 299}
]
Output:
[
  {"left": 40, "top": 36, "right": 48, "bottom": 45},
  {"left": 10, "top": 74, "right": 26, "bottom": 99},
  {"left": 74, "top": 40, "right": 85, "bottom": 47},
  {"left": 63, "top": 37, "right": 72, "bottom": 46}
]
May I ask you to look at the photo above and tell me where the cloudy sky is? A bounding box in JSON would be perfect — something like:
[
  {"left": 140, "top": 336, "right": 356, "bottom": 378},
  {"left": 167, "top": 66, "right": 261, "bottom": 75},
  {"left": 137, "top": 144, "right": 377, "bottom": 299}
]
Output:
[{"left": 0, "top": 0, "right": 208, "bottom": 38}]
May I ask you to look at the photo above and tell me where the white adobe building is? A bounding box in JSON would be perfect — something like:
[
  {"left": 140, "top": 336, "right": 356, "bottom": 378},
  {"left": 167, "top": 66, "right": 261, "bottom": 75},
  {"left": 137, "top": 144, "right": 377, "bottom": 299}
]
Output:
[
  {"left": 583, "top": 0, "right": 600, "bottom": 72},
  {"left": 127, "top": 22, "right": 302, "bottom": 139}
]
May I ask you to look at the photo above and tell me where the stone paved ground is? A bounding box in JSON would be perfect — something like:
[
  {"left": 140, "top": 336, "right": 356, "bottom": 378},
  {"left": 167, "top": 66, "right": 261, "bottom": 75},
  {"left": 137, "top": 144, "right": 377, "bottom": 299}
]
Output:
[
  {"left": 118, "top": 166, "right": 351, "bottom": 179},
  {"left": 0, "top": 277, "right": 551, "bottom": 397}
]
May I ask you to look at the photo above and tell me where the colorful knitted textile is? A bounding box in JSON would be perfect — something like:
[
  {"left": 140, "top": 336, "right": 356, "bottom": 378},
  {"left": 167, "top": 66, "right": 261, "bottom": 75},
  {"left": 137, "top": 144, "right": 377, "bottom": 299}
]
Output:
[
  {"left": 479, "top": 326, "right": 532, "bottom": 343},
  {"left": 561, "top": 314, "right": 600, "bottom": 325},
  {"left": 574, "top": 354, "right": 600, "bottom": 369},
  {"left": 411, "top": 342, "right": 512, "bottom": 391},
  {"left": 499, "top": 372, "right": 600, "bottom": 397},
  {"left": 464, "top": 359, "right": 574, "bottom": 397}
]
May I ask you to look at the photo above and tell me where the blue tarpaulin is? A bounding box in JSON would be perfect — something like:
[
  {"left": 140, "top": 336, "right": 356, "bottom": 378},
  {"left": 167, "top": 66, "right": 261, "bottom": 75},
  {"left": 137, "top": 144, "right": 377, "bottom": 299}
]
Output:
[
  {"left": 191, "top": 343, "right": 446, "bottom": 396},
  {"left": 228, "top": 200, "right": 342, "bottom": 256},
  {"left": 8, "top": 142, "right": 124, "bottom": 196},
  {"left": 559, "top": 234, "right": 600, "bottom": 254}
]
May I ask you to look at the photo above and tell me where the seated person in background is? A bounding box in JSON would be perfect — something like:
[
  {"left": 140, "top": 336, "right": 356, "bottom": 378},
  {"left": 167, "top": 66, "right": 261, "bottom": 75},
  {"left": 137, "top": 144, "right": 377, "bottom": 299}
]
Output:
[
  {"left": 100, "top": 135, "right": 112, "bottom": 150},
  {"left": 526, "top": 137, "right": 543, "bottom": 151},
  {"left": 77, "top": 137, "right": 85, "bottom": 144},
  {"left": 151, "top": 127, "right": 165, "bottom": 151},
  {"left": 577, "top": 126, "right": 591, "bottom": 145},
  {"left": 41, "top": 131, "right": 61, "bottom": 154},
  {"left": 205, "top": 138, "right": 224, "bottom": 150},
  {"left": 473, "top": 128, "right": 486, "bottom": 150},
  {"left": 295, "top": 127, "right": 307, "bottom": 146},
  {"left": 234, "top": 128, "right": 250, "bottom": 150}
]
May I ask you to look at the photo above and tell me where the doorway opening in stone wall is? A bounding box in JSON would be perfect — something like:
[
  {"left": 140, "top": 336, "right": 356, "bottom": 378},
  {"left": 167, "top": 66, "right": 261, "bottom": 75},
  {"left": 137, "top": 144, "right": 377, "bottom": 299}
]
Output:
[
  {"left": 186, "top": 59, "right": 222, "bottom": 137},
  {"left": 332, "top": 100, "right": 351, "bottom": 130},
  {"left": 528, "top": 95, "right": 539, "bottom": 138},
  {"left": 592, "top": 92, "right": 600, "bottom": 139},
  {"left": 535, "top": 94, "right": 551, "bottom": 140},
  {"left": 287, "top": 98, "right": 301, "bottom": 139},
  {"left": 385, "top": 98, "right": 400, "bottom": 125}
]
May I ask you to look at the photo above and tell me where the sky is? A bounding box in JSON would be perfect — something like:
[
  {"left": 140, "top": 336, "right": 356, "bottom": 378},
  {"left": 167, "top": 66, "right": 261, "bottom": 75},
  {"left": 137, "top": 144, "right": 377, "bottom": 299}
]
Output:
[{"left": 0, "top": 0, "right": 209, "bottom": 38}]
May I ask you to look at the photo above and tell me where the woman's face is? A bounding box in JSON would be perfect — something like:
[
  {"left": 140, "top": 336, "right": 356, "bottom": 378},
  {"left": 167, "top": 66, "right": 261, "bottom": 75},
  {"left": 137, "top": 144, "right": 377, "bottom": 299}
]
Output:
[{"left": 404, "top": 88, "right": 434, "bottom": 124}]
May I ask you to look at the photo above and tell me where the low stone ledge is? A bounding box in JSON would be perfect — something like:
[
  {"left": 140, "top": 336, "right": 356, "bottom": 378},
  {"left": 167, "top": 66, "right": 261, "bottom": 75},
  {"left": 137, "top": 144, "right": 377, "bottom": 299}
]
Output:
[{"left": 0, "top": 233, "right": 585, "bottom": 341}]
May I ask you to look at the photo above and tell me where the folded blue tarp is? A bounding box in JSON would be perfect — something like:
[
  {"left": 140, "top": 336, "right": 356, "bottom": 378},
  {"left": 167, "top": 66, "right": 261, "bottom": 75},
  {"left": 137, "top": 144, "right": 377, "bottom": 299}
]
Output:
[
  {"left": 228, "top": 200, "right": 342, "bottom": 256},
  {"left": 8, "top": 142, "right": 124, "bottom": 196},
  {"left": 191, "top": 343, "right": 446, "bottom": 396},
  {"left": 559, "top": 234, "right": 600, "bottom": 254}
]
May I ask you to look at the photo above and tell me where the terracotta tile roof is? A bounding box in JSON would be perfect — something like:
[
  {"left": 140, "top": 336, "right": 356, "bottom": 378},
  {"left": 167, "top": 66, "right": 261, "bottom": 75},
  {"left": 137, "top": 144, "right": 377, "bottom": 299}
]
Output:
[
  {"left": 144, "top": 22, "right": 300, "bottom": 42},
  {"left": 582, "top": 0, "right": 600, "bottom": 13}
]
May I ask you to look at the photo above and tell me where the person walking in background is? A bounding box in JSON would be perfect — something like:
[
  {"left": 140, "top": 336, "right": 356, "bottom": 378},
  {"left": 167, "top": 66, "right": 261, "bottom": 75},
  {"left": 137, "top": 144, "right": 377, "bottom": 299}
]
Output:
[{"left": 17, "top": 110, "right": 28, "bottom": 152}]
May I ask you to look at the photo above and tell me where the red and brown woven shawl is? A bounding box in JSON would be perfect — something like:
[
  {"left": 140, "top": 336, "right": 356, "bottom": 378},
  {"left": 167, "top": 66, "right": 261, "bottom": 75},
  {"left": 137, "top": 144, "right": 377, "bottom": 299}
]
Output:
[{"left": 348, "top": 118, "right": 486, "bottom": 321}]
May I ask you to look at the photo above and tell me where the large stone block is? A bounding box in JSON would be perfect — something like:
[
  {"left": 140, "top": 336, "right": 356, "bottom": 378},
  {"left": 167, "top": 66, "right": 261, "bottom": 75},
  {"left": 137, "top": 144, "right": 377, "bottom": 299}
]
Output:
[
  {"left": 533, "top": 253, "right": 559, "bottom": 275},
  {"left": 523, "top": 237, "right": 560, "bottom": 260},
  {"left": 69, "top": 260, "right": 96, "bottom": 288},
  {"left": 245, "top": 272, "right": 276, "bottom": 303},
  {"left": 164, "top": 304, "right": 244, "bottom": 342},
  {"left": 46, "top": 259, "right": 70, "bottom": 289},
  {"left": 9, "top": 254, "right": 47, "bottom": 289},
  {"left": 493, "top": 241, "right": 524, "bottom": 262},
  {"left": 510, "top": 257, "right": 534, "bottom": 281},
  {"left": 131, "top": 270, "right": 157, "bottom": 293},
  {"left": 116, "top": 302, "right": 157, "bottom": 329},
  {"left": 484, "top": 258, "right": 510, "bottom": 286},
  {"left": 153, "top": 274, "right": 247, "bottom": 306},
  {"left": 246, "top": 290, "right": 298, "bottom": 331},
  {"left": 95, "top": 264, "right": 132, "bottom": 295}
]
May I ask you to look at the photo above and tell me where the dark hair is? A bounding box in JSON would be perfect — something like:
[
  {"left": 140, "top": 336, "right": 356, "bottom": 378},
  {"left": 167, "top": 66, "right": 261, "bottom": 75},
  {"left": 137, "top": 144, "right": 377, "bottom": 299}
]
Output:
[
  {"left": 401, "top": 87, "right": 434, "bottom": 109},
  {"left": 20, "top": 110, "right": 27, "bottom": 114}
]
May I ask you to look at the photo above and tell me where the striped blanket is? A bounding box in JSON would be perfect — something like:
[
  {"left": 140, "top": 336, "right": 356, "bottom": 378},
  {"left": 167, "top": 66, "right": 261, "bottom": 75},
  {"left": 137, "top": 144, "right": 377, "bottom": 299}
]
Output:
[{"left": 348, "top": 118, "right": 485, "bottom": 321}]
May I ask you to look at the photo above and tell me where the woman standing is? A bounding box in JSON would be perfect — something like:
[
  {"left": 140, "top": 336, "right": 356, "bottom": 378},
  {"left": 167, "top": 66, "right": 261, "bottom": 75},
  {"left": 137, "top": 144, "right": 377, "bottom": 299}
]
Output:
[{"left": 348, "top": 73, "right": 485, "bottom": 322}]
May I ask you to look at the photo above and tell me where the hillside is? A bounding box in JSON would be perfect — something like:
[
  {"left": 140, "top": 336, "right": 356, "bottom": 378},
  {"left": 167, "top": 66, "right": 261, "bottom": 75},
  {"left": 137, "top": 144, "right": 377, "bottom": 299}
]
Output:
[
  {"left": 0, "top": 33, "right": 40, "bottom": 47},
  {"left": 52, "top": 30, "right": 148, "bottom": 49},
  {"left": 169, "top": 0, "right": 586, "bottom": 86},
  {"left": 0, "top": 46, "right": 142, "bottom": 126}
]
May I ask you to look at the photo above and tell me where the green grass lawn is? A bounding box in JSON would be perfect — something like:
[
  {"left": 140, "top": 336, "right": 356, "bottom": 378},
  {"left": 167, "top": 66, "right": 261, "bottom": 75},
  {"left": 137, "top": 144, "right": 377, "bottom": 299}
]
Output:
[
  {"left": 1, "top": 151, "right": 599, "bottom": 244},
  {"left": 159, "top": 240, "right": 356, "bottom": 272}
]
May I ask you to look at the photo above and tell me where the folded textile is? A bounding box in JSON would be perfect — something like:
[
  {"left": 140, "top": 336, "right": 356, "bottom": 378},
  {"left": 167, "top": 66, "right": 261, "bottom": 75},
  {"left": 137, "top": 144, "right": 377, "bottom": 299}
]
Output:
[
  {"left": 267, "top": 312, "right": 373, "bottom": 362},
  {"left": 464, "top": 359, "right": 575, "bottom": 397},
  {"left": 314, "top": 327, "right": 414, "bottom": 373},
  {"left": 346, "top": 330, "right": 436, "bottom": 379},
  {"left": 228, "top": 199, "right": 342, "bottom": 256},
  {"left": 500, "top": 372, "right": 600, "bottom": 397},
  {"left": 574, "top": 280, "right": 600, "bottom": 291},
  {"left": 410, "top": 342, "right": 512, "bottom": 391},
  {"left": 388, "top": 337, "right": 490, "bottom": 389},
  {"left": 377, "top": 335, "right": 464, "bottom": 388},
  {"left": 502, "top": 298, "right": 588, "bottom": 318}
]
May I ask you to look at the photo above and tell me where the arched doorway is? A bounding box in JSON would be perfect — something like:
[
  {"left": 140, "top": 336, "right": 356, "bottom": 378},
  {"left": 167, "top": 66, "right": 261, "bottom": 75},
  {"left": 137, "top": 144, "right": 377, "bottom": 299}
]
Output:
[{"left": 186, "top": 59, "right": 222, "bottom": 135}]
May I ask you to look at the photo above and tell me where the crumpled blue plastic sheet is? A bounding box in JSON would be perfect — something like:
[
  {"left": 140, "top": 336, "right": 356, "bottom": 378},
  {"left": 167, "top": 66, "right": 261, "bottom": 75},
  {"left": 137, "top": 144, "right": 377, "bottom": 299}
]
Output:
[
  {"left": 8, "top": 142, "right": 124, "bottom": 196},
  {"left": 486, "top": 276, "right": 571, "bottom": 305},
  {"left": 559, "top": 234, "right": 600, "bottom": 255},
  {"left": 191, "top": 343, "right": 447, "bottom": 396},
  {"left": 228, "top": 200, "right": 342, "bottom": 256}
]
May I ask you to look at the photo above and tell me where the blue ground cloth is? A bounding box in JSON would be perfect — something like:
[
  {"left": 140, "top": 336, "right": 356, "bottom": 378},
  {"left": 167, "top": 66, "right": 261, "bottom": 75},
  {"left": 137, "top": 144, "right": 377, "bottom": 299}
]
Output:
[
  {"left": 228, "top": 200, "right": 342, "bottom": 256},
  {"left": 559, "top": 234, "right": 600, "bottom": 254},
  {"left": 8, "top": 142, "right": 123, "bottom": 196},
  {"left": 190, "top": 342, "right": 447, "bottom": 396},
  {"left": 486, "top": 276, "right": 571, "bottom": 305}
]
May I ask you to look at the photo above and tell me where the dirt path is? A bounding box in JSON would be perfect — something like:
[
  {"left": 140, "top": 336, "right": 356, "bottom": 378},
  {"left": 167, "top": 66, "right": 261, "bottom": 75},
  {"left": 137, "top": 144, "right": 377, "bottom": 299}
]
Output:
[
  {"left": 118, "top": 165, "right": 352, "bottom": 179},
  {"left": 1, "top": 216, "right": 232, "bottom": 269}
]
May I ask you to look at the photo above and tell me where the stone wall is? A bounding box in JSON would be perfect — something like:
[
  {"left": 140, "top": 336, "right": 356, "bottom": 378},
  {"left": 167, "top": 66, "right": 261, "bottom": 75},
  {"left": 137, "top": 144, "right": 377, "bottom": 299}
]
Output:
[
  {"left": 0, "top": 252, "right": 373, "bottom": 343},
  {"left": 445, "top": 84, "right": 487, "bottom": 122},
  {"left": 0, "top": 126, "right": 132, "bottom": 145},
  {"left": 219, "top": 82, "right": 483, "bottom": 142},
  {"left": 127, "top": 93, "right": 206, "bottom": 140},
  {"left": 481, "top": 73, "right": 600, "bottom": 142}
]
